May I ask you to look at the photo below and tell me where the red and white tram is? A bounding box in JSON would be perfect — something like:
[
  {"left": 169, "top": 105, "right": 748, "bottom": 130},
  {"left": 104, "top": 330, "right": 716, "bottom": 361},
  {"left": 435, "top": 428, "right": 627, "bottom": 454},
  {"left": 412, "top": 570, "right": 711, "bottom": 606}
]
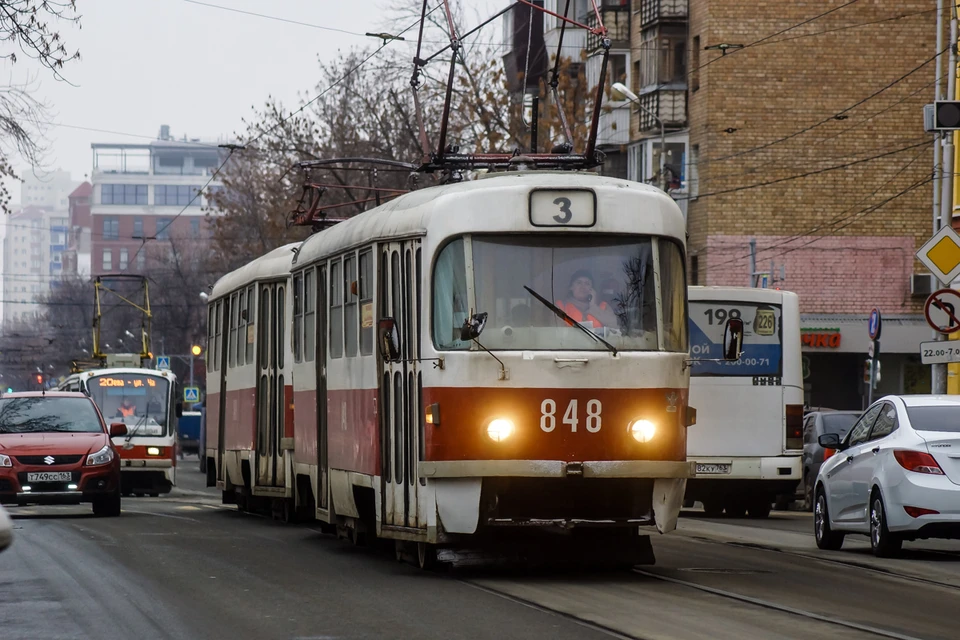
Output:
[
  {"left": 205, "top": 172, "right": 741, "bottom": 566},
  {"left": 204, "top": 243, "right": 298, "bottom": 517}
]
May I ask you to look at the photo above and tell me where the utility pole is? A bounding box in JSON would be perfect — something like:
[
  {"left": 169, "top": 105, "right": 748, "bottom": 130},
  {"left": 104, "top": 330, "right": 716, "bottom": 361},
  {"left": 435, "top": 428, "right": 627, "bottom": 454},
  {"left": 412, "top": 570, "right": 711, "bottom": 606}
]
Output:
[
  {"left": 933, "top": 6, "right": 957, "bottom": 395},
  {"left": 749, "top": 238, "right": 756, "bottom": 287}
]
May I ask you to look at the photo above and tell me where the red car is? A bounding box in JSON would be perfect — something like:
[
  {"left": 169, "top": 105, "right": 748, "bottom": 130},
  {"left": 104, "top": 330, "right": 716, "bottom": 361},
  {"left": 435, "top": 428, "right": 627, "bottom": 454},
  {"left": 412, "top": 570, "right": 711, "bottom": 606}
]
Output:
[{"left": 0, "top": 391, "right": 126, "bottom": 516}]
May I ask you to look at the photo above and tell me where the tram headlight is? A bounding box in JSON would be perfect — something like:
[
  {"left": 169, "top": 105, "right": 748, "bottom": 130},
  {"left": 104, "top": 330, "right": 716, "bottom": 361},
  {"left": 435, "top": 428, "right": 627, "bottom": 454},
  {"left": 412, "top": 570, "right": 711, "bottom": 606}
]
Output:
[
  {"left": 487, "top": 418, "right": 515, "bottom": 442},
  {"left": 146, "top": 447, "right": 162, "bottom": 456},
  {"left": 629, "top": 419, "right": 656, "bottom": 443}
]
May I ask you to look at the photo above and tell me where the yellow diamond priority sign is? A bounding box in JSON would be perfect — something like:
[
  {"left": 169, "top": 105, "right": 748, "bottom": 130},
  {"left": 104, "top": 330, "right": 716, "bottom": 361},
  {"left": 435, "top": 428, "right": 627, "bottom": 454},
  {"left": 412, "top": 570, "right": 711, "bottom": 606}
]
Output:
[{"left": 917, "top": 225, "right": 960, "bottom": 284}]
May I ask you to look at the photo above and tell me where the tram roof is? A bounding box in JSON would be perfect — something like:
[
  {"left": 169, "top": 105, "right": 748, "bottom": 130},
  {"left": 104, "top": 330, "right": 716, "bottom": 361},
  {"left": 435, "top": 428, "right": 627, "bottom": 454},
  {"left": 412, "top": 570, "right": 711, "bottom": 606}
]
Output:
[
  {"left": 293, "top": 171, "right": 684, "bottom": 269},
  {"left": 211, "top": 242, "right": 299, "bottom": 300},
  {"left": 689, "top": 286, "right": 798, "bottom": 303}
]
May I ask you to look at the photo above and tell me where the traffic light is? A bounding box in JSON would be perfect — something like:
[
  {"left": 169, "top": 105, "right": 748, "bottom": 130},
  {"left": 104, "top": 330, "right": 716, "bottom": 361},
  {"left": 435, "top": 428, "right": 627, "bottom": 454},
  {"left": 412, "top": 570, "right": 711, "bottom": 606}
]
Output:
[
  {"left": 863, "top": 359, "right": 872, "bottom": 385},
  {"left": 191, "top": 345, "right": 202, "bottom": 356},
  {"left": 35, "top": 374, "right": 43, "bottom": 385},
  {"left": 926, "top": 101, "right": 960, "bottom": 131}
]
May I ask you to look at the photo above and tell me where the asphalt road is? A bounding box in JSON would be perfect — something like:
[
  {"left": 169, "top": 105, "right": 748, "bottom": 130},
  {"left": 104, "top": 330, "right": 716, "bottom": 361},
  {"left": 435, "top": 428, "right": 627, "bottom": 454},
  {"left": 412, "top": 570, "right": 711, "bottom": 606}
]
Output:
[{"left": 1, "top": 462, "right": 957, "bottom": 640}]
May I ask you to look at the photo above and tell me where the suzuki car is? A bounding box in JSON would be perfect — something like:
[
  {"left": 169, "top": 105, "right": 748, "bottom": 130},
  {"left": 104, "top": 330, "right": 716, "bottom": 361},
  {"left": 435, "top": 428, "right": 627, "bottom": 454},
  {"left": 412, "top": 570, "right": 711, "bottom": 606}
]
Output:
[
  {"left": 814, "top": 395, "right": 960, "bottom": 557},
  {"left": 0, "top": 392, "right": 126, "bottom": 516}
]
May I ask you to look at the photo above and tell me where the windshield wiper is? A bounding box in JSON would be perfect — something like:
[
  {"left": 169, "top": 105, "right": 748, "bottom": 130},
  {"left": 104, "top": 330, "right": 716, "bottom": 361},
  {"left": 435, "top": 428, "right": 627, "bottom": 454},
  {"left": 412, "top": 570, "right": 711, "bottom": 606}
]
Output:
[{"left": 523, "top": 285, "right": 618, "bottom": 356}]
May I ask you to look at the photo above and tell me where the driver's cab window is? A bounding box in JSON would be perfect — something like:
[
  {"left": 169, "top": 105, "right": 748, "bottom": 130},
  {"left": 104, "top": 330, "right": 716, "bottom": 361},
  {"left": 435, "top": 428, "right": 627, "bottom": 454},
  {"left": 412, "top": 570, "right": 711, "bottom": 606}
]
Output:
[
  {"left": 869, "top": 402, "right": 898, "bottom": 440},
  {"left": 847, "top": 404, "right": 882, "bottom": 447}
]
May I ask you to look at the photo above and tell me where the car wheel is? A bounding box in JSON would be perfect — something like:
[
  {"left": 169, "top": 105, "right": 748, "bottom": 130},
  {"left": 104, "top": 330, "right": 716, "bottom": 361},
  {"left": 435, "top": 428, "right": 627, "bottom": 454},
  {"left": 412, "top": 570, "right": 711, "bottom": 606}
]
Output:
[
  {"left": 814, "top": 489, "right": 844, "bottom": 550},
  {"left": 747, "top": 500, "right": 772, "bottom": 518},
  {"left": 870, "top": 493, "right": 902, "bottom": 558},
  {"left": 93, "top": 490, "right": 121, "bottom": 517},
  {"left": 702, "top": 500, "right": 724, "bottom": 517}
]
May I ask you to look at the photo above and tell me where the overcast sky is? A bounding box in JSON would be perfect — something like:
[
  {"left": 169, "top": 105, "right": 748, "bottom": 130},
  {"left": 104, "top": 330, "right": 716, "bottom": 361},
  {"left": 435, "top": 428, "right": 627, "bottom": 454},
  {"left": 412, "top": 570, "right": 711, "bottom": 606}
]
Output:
[{"left": 2, "top": 0, "right": 505, "bottom": 199}]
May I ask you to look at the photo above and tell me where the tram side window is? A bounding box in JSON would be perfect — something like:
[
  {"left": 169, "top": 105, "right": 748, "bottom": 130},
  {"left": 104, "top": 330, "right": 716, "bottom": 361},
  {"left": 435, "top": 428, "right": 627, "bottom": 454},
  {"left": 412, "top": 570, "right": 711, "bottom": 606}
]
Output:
[
  {"left": 359, "top": 250, "right": 373, "bottom": 355},
  {"left": 229, "top": 292, "right": 238, "bottom": 368},
  {"left": 246, "top": 285, "right": 256, "bottom": 364},
  {"left": 237, "top": 289, "right": 247, "bottom": 366},
  {"left": 344, "top": 254, "right": 358, "bottom": 358},
  {"left": 304, "top": 269, "right": 315, "bottom": 362},
  {"left": 330, "top": 259, "right": 343, "bottom": 359},
  {"left": 432, "top": 238, "right": 469, "bottom": 350},
  {"left": 659, "top": 239, "right": 688, "bottom": 352},
  {"left": 213, "top": 301, "right": 222, "bottom": 371},
  {"left": 293, "top": 272, "right": 304, "bottom": 363},
  {"left": 207, "top": 305, "right": 215, "bottom": 370}
]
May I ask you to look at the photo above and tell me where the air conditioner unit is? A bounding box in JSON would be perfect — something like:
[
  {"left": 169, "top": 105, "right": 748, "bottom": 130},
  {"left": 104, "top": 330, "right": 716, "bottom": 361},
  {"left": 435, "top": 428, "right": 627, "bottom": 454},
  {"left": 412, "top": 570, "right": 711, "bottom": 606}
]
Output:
[{"left": 911, "top": 273, "right": 934, "bottom": 296}]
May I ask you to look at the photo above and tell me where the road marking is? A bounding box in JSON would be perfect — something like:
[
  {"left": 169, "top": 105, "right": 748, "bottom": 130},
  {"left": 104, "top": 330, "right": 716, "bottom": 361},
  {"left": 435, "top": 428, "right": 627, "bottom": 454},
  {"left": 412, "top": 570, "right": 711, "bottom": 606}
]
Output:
[{"left": 634, "top": 568, "right": 926, "bottom": 640}]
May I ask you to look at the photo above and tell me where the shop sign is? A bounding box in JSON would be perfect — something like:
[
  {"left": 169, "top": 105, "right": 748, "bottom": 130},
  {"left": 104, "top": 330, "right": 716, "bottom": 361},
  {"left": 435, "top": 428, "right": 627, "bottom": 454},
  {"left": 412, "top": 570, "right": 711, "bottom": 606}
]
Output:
[{"left": 801, "top": 328, "right": 841, "bottom": 349}]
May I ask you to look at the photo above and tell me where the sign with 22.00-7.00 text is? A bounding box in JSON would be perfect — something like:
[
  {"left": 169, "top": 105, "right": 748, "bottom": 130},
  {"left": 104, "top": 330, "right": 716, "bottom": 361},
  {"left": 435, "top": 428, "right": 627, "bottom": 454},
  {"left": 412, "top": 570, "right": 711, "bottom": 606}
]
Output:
[{"left": 919, "top": 340, "right": 960, "bottom": 365}]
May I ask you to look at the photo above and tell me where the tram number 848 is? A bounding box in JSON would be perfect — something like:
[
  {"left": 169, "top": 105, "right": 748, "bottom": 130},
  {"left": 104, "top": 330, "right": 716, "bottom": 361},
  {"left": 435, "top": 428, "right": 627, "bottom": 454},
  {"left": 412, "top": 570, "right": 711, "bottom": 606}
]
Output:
[{"left": 540, "top": 399, "right": 602, "bottom": 433}]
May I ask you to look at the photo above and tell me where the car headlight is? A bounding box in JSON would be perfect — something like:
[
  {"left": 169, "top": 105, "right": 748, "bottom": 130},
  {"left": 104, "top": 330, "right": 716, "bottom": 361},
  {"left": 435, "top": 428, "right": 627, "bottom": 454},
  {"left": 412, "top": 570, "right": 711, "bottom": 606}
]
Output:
[
  {"left": 487, "top": 418, "right": 515, "bottom": 442},
  {"left": 0, "top": 454, "right": 10, "bottom": 467},
  {"left": 629, "top": 419, "right": 656, "bottom": 443},
  {"left": 86, "top": 445, "right": 115, "bottom": 466}
]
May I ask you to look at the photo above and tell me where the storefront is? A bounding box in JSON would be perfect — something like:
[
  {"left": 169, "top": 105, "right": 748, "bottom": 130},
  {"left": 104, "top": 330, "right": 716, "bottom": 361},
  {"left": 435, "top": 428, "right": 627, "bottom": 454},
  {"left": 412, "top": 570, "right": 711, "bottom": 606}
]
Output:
[{"left": 800, "top": 314, "right": 932, "bottom": 411}]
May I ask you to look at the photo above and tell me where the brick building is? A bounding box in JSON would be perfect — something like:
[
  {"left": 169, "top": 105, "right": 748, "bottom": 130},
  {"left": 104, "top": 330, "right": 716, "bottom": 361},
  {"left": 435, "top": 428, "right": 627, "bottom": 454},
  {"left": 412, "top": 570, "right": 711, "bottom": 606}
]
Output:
[
  {"left": 64, "top": 182, "right": 92, "bottom": 276},
  {"left": 682, "top": 0, "right": 937, "bottom": 408},
  {"left": 90, "top": 125, "right": 224, "bottom": 277}
]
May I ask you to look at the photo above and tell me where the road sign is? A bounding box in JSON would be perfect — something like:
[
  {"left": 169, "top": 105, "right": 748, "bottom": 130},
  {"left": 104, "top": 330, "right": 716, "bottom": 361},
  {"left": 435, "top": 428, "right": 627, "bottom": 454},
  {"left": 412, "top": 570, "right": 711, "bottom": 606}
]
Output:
[
  {"left": 924, "top": 288, "right": 960, "bottom": 334},
  {"left": 156, "top": 356, "right": 171, "bottom": 370},
  {"left": 920, "top": 340, "right": 960, "bottom": 364},
  {"left": 183, "top": 386, "right": 200, "bottom": 403},
  {"left": 916, "top": 225, "right": 960, "bottom": 284},
  {"left": 868, "top": 308, "right": 882, "bottom": 341}
]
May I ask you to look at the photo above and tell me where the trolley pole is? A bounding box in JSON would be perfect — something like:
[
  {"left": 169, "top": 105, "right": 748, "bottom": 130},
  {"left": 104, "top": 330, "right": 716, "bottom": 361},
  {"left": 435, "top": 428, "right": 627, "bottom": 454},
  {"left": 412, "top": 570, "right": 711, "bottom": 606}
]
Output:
[{"left": 934, "top": 10, "right": 957, "bottom": 395}]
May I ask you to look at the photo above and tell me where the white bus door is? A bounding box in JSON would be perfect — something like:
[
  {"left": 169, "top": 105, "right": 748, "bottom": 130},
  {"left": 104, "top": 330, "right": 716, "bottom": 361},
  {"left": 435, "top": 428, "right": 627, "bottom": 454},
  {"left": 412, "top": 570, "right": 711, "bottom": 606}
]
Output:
[
  {"left": 255, "top": 283, "right": 286, "bottom": 488},
  {"left": 379, "top": 241, "right": 423, "bottom": 529}
]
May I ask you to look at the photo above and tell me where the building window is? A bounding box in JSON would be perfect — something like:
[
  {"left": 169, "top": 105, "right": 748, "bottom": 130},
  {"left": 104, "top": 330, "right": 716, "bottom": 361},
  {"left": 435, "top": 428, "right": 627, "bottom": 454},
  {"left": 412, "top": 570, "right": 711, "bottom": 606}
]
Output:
[
  {"left": 102, "top": 217, "right": 119, "bottom": 240},
  {"left": 692, "top": 35, "right": 700, "bottom": 91},
  {"left": 119, "top": 247, "right": 128, "bottom": 270},
  {"left": 133, "top": 217, "right": 143, "bottom": 239},
  {"left": 101, "top": 184, "right": 147, "bottom": 205},
  {"left": 136, "top": 250, "right": 145, "bottom": 271},
  {"left": 190, "top": 218, "right": 200, "bottom": 236},
  {"left": 102, "top": 248, "right": 112, "bottom": 271},
  {"left": 155, "top": 185, "right": 202, "bottom": 206},
  {"left": 690, "top": 144, "right": 699, "bottom": 199},
  {"left": 155, "top": 218, "right": 171, "bottom": 240}
]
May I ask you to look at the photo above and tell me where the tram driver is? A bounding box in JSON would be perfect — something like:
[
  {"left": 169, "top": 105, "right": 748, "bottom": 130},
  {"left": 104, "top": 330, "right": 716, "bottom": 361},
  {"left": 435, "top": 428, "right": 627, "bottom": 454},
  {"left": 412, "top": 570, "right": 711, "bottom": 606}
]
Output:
[{"left": 555, "top": 269, "right": 618, "bottom": 329}]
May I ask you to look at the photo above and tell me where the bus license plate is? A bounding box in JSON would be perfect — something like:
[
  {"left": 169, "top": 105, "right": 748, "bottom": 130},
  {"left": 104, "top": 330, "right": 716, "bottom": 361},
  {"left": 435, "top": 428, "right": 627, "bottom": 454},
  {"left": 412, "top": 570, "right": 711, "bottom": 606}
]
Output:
[
  {"left": 27, "top": 472, "right": 72, "bottom": 482},
  {"left": 696, "top": 463, "right": 731, "bottom": 475}
]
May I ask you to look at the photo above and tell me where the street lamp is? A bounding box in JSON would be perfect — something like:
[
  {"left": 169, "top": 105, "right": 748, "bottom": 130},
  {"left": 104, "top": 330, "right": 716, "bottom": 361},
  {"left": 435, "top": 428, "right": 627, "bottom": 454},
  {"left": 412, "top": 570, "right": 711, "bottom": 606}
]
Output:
[{"left": 612, "top": 82, "right": 668, "bottom": 193}]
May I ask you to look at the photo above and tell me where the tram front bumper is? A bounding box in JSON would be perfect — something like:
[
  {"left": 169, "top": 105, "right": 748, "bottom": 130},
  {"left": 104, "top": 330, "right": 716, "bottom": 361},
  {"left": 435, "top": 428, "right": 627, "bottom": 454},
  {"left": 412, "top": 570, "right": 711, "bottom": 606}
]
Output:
[{"left": 419, "top": 459, "right": 694, "bottom": 479}]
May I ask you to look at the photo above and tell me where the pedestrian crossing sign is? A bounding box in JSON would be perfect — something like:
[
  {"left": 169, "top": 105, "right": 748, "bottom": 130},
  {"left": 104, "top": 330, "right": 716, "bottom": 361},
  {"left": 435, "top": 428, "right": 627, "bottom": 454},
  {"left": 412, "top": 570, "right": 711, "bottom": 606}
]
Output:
[
  {"left": 183, "top": 387, "right": 200, "bottom": 403},
  {"left": 156, "top": 356, "right": 171, "bottom": 371}
]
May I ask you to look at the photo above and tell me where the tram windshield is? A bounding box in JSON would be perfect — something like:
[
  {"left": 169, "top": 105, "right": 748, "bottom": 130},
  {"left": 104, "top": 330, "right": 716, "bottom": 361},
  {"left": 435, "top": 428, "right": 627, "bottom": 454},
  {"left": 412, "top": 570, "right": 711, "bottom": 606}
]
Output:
[
  {"left": 433, "top": 235, "right": 687, "bottom": 352},
  {"left": 86, "top": 373, "right": 171, "bottom": 437}
]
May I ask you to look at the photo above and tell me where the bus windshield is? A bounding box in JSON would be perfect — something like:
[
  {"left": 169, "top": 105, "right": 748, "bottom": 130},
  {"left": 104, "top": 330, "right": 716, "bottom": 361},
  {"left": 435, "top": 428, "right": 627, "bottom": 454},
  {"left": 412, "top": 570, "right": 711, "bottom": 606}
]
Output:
[
  {"left": 86, "top": 373, "right": 171, "bottom": 437},
  {"left": 688, "top": 300, "right": 783, "bottom": 377},
  {"left": 432, "top": 235, "right": 687, "bottom": 352}
]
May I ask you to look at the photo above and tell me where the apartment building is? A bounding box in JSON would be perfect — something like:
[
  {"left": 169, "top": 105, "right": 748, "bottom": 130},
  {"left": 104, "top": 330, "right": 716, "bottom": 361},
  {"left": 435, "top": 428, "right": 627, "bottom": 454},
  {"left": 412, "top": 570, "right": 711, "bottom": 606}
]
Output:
[
  {"left": 90, "top": 125, "right": 225, "bottom": 276},
  {"left": 2, "top": 206, "right": 70, "bottom": 325}
]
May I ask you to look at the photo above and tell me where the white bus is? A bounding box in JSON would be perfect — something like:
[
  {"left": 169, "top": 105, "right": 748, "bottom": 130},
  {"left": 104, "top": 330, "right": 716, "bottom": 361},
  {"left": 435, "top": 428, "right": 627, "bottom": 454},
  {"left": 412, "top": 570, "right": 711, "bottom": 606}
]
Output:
[{"left": 684, "top": 286, "right": 804, "bottom": 518}]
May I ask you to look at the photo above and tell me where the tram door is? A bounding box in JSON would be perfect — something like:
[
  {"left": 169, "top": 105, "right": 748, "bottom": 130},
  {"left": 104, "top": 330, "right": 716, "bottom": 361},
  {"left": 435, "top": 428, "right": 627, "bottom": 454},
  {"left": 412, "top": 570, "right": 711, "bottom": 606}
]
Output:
[
  {"left": 216, "top": 298, "right": 228, "bottom": 483},
  {"left": 315, "top": 266, "right": 329, "bottom": 510},
  {"left": 255, "top": 282, "right": 286, "bottom": 488},
  {"left": 379, "top": 240, "right": 423, "bottom": 528}
]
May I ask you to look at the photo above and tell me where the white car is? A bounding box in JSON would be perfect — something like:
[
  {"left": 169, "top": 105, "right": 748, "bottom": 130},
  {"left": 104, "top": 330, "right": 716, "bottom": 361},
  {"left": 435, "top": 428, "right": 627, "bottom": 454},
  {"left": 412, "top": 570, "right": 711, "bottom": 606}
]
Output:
[
  {"left": 0, "top": 503, "right": 11, "bottom": 553},
  {"left": 813, "top": 395, "right": 960, "bottom": 557}
]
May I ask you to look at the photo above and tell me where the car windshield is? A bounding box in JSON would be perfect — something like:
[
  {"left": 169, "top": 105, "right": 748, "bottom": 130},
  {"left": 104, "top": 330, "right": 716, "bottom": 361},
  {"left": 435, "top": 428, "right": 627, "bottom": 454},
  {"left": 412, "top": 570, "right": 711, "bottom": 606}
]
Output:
[
  {"left": 432, "top": 235, "right": 687, "bottom": 352},
  {"left": 86, "top": 373, "right": 171, "bottom": 437},
  {"left": 0, "top": 397, "right": 103, "bottom": 434},
  {"left": 905, "top": 406, "right": 960, "bottom": 433},
  {"left": 822, "top": 413, "right": 859, "bottom": 437}
]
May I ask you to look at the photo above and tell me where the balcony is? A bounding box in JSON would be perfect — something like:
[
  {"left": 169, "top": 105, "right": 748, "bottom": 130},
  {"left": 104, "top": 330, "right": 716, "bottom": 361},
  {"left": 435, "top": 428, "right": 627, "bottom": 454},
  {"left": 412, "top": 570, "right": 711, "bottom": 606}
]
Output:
[
  {"left": 636, "top": 88, "right": 687, "bottom": 131},
  {"left": 585, "top": 3, "right": 630, "bottom": 52},
  {"left": 597, "top": 103, "right": 631, "bottom": 146},
  {"left": 638, "top": 0, "right": 688, "bottom": 28}
]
